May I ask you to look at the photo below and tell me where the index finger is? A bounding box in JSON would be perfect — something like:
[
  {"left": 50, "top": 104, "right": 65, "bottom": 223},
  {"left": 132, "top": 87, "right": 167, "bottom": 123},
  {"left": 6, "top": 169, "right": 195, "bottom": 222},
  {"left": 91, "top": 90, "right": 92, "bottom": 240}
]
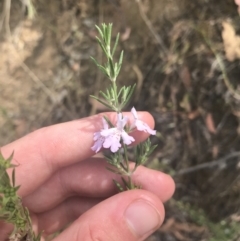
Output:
[{"left": 1, "top": 112, "right": 155, "bottom": 196}]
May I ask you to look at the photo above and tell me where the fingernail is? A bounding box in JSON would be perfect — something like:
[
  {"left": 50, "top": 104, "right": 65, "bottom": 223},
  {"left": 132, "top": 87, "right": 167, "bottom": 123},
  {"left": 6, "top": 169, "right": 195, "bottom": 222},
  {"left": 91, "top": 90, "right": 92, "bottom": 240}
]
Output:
[{"left": 124, "top": 200, "right": 161, "bottom": 238}]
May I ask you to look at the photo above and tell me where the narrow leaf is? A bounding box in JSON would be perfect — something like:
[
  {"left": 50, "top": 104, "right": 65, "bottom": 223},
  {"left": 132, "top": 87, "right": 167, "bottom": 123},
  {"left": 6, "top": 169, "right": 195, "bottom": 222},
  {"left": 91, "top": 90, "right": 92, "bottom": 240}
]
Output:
[
  {"left": 109, "top": 59, "right": 115, "bottom": 79},
  {"left": 117, "top": 86, "right": 124, "bottom": 98},
  {"left": 106, "top": 167, "right": 123, "bottom": 175},
  {"left": 90, "top": 56, "right": 99, "bottom": 67},
  {"left": 89, "top": 95, "right": 113, "bottom": 109},
  {"left": 148, "top": 144, "right": 158, "bottom": 155},
  {"left": 112, "top": 33, "right": 120, "bottom": 56},
  {"left": 107, "top": 23, "right": 112, "bottom": 47},
  {"left": 103, "top": 116, "right": 114, "bottom": 128},
  {"left": 6, "top": 151, "right": 14, "bottom": 163},
  {"left": 121, "top": 177, "right": 130, "bottom": 190},
  {"left": 95, "top": 25, "right": 104, "bottom": 40},
  {"left": 96, "top": 37, "right": 109, "bottom": 57},
  {"left": 116, "top": 50, "right": 124, "bottom": 75},
  {"left": 113, "top": 179, "right": 124, "bottom": 192},
  {"left": 122, "top": 84, "right": 136, "bottom": 107},
  {"left": 99, "top": 91, "right": 109, "bottom": 100},
  {"left": 12, "top": 168, "right": 15, "bottom": 187}
]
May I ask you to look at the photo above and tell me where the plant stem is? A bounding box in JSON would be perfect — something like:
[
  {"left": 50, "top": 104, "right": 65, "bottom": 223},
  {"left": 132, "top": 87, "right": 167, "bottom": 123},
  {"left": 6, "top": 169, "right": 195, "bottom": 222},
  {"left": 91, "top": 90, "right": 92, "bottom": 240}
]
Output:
[
  {"left": 123, "top": 144, "right": 134, "bottom": 189},
  {"left": 123, "top": 144, "right": 129, "bottom": 172},
  {"left": 112, "top": 81, "right": 119, "bottom": 112}
]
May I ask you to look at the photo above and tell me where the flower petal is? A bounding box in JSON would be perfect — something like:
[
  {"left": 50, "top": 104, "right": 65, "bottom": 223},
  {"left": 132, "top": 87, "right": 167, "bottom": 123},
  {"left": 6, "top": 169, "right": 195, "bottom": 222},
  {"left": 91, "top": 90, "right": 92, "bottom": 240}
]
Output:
[
  {"left": 135, "top": 120, "right": 156, "bottom": 135},
  {"left": 93, "top": 132, "right": 101, "bottom": 141},
  {"left": 103, "top": 134, "right": 121, "bottom": 152},
  {"left": 116, "top": 113, "right": 128, "bottom": 130},
  {"left": 91, "top": 136, "right": 104, "bottom": 153},
  {"left": 102, "top": 117, "right": 109, "bottom": 130},
  {"left": 101, "top": 128, "right": 116, "bottom": 137},
  {"left": 121, "top": 131, "right": 135, "bottom": 145},
  {"left": 131, "top": 107, "right": 138, "bottom": 119}
]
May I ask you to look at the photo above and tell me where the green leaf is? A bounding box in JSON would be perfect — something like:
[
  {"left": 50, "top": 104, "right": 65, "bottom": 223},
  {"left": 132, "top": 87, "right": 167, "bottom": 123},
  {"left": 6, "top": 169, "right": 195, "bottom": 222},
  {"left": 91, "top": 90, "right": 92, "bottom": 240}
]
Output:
[
  {"left": 12, "top": 168, "right": 15, "bottom": 187},
  {"left": 116, "top": 50, "right": 124, "bottom": 76},
  {"left": 121, "top": 177, "right": 131, "bottom": 190},
  {"left": 106, "top": 167, "right": 123, "bottom": 175},
  {"left": 120, "top": 84, "right": 136, "bottom": 108},
  {"left": 6, "top": 151, "right": 14, "bottom": 163},
  {"left": 103, "top": 116, "right": 114, "bottom": 128},
  {"left": 113, "top": 179, "right": 124, "bottom": 192},
  {"left": 34, "top": 231, "right": 43, "bottom": 241},
  {"left": 95, "top": 25, "right": 104, "bottom": 40},
  {"left": 114, "top": 62, "right": 118, "bottom": 74},
  {"left": 107, "top": 23, "right": 112, "bottom": 47},
  {"left": 91, "top": 57, "right": 111, "bottom": 78},
  {"left": 99, "top": 91, "right": 109, "bottom": 101},
  {"left": 89, "top": 95, "right": 113, "bottom": 110},
  {"left": 102, "top": 23, "right": 107, "bottom": 44},
  {"left": 90, "top": 56, "right": 99, "bottom": 66},
  {"left": 106, "top": 88, "right": 111, "bottom": 97},
  {"left": 148, "top": 144, "right": 158, "bottom": 155},
  {"left": 117, "top": 86, "right": 124, "bottom": 98},
  {"left": 0, "top": 167, "right": 10, "bottom": 186},
  {"left": 109, "top": 59, "right": 115, "bottom": 80},
  {"left": 14, "top": 185, "right": 21, "bottom": 192},
  {"left": 112, "top": 33, "right": 120, "bottom": 56},
  {"left": 97, "top": 64, "right": 110, "bottom": 78},
  {"left": 96, "top": 37, "right": 109, "bottom": 57},
  {"left": 110, "top": 87, "right": 116, "bottom": 102},
  {"left": 119, "top": 162, "right": 128, "bottom": 172},
  {"left": 120, "top": 86, "right": 129, "bottom": 102}
]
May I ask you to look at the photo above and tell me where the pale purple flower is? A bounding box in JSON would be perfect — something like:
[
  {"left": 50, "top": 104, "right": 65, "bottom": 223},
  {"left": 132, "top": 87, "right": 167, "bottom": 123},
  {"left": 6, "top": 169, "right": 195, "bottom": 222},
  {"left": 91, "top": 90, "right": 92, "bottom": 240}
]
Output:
[
  {"left": 91, "top": 113, "right": 135, "bottom": 153},
  {"left": 91, "top": 118, "right": 108, "bottom": 153},
  {"left": 131, "top": 107, "right": 156, "bottom": 135},
  {"left": 101, "top": 113, "right": 135, "bottom": 152}
]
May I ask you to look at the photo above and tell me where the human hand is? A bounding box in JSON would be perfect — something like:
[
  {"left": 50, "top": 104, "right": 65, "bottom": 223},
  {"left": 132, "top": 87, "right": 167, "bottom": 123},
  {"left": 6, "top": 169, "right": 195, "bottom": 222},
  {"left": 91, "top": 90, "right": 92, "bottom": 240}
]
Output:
[{"left": 0, "top": 112, "right": 175, "bottom": 241}]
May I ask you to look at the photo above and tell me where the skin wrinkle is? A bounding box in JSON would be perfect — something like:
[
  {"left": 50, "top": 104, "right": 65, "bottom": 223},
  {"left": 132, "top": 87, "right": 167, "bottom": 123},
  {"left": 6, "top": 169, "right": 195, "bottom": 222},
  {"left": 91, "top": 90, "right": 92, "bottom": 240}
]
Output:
[
  {"left": 22, "top": 158, "right": 174, "bottom": 214},
  {"left": 86, "top": 221, "right": 108, "bottom": 241},
  {"left": 66, "top": 198, "right": 80, "bottom": 221},
  {"left": 38, "top": 126, "right": 65, "bottom": 173},
  {"left": 37, "top": 197, "right": 103, "bottom": 234},
  {"left": 57, "top": 165, "right": 70, "bottom": 198},
  {"left": 38, "top": 128, "right": 56, "bottom": 177},
  {"left": 61, "top": 199, "right": 72, "bottom": 233}
]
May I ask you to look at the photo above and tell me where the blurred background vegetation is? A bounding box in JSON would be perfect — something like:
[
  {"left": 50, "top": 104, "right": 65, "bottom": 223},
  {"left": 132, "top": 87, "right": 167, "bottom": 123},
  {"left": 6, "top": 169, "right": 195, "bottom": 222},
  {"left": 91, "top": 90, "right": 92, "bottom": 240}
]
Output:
[{"left": 0, "top": 0, "right": 240, "bottom": 240}]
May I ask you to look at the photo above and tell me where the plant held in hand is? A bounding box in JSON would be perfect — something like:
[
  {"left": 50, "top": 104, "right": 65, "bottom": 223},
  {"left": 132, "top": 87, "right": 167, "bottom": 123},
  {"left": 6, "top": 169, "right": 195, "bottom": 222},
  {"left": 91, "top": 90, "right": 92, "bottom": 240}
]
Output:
[{"left": 91, "top": 23, "right": 157, "bottom": 190}]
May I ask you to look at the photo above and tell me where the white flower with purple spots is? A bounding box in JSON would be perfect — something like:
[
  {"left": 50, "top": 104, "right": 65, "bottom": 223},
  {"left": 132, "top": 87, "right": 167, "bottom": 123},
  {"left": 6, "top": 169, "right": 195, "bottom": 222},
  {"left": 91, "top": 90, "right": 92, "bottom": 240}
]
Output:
[
  {"left": 131, "top": 107, "right": 156, "bottom": 135},
  {"left": 91, "top": 113, "right": 135, "bottom": 153}
]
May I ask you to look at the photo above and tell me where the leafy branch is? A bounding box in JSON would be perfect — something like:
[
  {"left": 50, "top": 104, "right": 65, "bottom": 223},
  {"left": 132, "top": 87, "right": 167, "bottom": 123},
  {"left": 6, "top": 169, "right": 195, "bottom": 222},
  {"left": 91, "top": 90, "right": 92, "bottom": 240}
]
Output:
[{"left": 0, "top": 152, "right": 42, "bottom": 241}]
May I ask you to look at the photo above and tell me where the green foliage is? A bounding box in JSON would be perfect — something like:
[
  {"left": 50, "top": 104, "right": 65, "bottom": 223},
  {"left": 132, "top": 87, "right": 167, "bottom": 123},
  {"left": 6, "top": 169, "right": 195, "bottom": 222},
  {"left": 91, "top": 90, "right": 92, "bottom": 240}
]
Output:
[
  {"left": 175, "top": 200, "right": 240, "bottom": 241},
  {"left": 91, "top": 23, "right": 134, "bottom": 113},
  {"left": 0, "top": 151, "right": 41, "bottom": 241},
  {"left": 91, "top": 24, "right": 157, "bottom": 191},
  {"left": 133, "top": 139, "right": 157, "bottom": 171},
  {"left": 92, "top": 23, "right": 123, "bottom": 82}
]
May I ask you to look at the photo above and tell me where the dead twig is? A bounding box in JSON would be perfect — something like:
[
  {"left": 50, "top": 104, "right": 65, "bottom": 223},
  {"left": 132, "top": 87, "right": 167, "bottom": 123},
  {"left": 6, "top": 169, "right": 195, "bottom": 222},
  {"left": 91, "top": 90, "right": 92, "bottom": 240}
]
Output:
[
  {"left": 0, "top": 0, "right": 11, "bottom": 36},
  {"left": 135, "top": 0, "right": 168, "bottom": 55},
  {"left": 20, "top": 0, "right": 36, "bottom": 19},
  {"left": 198, "top": 28, "right": 240, "bottom": 101},
  {"left": 132, "top": 64, "right": 143, "bottom": 102},
  {"left": 176, "top": 152, "right": 240, "bottom": 176}
]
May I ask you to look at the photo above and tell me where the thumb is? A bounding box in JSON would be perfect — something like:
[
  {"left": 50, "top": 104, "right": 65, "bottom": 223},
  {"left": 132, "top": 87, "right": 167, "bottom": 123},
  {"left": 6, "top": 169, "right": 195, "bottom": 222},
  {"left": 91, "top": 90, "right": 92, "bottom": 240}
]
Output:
[{"left": 53, "top": 190, "right": 165, "bottom": 241}]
